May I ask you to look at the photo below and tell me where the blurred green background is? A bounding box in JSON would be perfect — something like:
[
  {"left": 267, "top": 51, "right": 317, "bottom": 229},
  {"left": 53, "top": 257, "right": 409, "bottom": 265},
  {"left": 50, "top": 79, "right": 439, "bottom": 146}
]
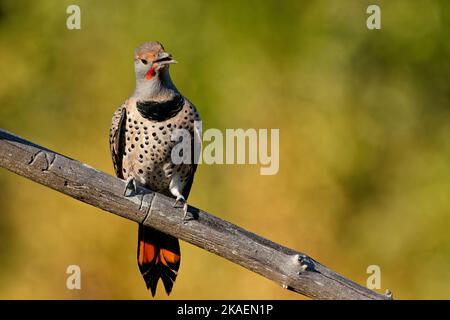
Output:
[{"left": 0, "top": 0, "right": 449, "bottom": 299}]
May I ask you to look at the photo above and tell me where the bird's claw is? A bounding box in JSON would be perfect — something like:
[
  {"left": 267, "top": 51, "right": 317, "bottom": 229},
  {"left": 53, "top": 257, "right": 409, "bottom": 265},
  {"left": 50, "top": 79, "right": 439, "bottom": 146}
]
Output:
[
  {"left": 124, "top": 177, "right": 138, "bottom": 197},
  {"left": 173, "top": 195, "right": 188, "bottom": 220}
]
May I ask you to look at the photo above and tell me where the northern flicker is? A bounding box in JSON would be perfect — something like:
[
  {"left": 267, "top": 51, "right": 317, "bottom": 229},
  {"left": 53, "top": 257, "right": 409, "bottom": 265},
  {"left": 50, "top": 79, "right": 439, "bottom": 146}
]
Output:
[{"left": 109, "top": 41, "right": 201, "bottom": 296}]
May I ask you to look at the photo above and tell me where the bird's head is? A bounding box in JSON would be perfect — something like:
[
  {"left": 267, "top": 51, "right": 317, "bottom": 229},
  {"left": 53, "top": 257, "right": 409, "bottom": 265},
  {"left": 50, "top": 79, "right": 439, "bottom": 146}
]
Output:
[{"left": 134, "top": 41, "right": 177, "bottom": 81}]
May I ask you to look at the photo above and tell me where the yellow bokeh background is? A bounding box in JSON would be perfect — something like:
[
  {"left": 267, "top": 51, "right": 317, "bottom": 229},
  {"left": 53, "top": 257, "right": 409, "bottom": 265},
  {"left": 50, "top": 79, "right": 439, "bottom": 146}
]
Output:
[{"left": 0, "top": 0, "right": 449, "bottom": 299}]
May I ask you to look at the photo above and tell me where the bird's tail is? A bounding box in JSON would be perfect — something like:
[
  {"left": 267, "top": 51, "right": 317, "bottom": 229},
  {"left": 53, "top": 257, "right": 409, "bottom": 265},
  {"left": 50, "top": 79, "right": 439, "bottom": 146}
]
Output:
[{"left": 137, "top": 224, "right": 181, "bottom": 297}]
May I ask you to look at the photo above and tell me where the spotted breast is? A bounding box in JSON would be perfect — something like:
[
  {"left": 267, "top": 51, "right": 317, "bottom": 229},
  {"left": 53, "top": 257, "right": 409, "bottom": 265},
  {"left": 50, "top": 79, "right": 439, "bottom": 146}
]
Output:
[{"left": 114, "top": 96, "right": 200, "bottom": 196}]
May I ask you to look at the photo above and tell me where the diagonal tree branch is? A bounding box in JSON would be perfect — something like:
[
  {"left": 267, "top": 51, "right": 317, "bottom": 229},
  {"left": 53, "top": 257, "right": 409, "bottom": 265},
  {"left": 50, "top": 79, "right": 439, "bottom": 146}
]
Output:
[{"left": 0, "top": 128, "right": 391, "bottom": 300}]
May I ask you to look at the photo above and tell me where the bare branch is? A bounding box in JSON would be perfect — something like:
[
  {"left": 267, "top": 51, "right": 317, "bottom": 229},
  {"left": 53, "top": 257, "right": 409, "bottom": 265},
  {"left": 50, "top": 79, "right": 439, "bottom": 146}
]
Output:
[{"left": 0, "top": 128, "right": 390, "bottom": 300}]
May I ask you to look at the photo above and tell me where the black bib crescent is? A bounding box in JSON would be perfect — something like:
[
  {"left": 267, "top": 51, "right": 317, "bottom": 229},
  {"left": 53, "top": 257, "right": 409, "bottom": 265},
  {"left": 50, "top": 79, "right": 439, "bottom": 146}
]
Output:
[{"left": 136, "top": 94, "right": 184, "bottom": 122}]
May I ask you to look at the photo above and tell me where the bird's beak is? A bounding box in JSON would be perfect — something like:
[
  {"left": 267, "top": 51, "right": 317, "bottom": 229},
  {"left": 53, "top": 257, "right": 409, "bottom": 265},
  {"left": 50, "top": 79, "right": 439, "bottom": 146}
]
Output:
[{"left": 153, "top": 52, "right": 178, "bottom": 65}]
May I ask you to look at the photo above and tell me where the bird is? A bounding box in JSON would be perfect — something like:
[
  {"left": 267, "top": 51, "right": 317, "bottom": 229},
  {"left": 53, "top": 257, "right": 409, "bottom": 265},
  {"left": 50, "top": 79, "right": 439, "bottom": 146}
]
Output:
[{"left": 109, "top": 41, "right": 201, "bottom": 296}]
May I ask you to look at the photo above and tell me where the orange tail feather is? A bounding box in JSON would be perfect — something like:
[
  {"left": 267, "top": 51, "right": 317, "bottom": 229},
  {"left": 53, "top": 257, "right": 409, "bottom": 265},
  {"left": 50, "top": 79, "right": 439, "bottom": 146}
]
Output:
[{"left": 137, "top": 224, "right": 181, "bottom": 296}]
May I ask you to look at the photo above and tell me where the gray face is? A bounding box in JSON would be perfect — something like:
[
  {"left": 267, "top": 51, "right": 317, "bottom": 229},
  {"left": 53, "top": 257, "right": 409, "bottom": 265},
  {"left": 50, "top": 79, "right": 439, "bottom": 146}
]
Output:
[
  {"left": 133, "top": 41, "right": 177, "bottom": 82},
  {"left": 134, "top": 57, "right": 152, "bottom": 80},
  {"left": 131, "top": 42, "right": 178, "bottom": 100}
]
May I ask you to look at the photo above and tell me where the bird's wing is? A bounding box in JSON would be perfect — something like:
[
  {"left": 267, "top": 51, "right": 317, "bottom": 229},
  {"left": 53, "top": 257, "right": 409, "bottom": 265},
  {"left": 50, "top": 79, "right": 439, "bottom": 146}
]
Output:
[
  {"left": 109, "top": 103, "right": 127, "bottom": 179},
  {"left": 182, "top": 101, "right": 202, "bottom": 199}
]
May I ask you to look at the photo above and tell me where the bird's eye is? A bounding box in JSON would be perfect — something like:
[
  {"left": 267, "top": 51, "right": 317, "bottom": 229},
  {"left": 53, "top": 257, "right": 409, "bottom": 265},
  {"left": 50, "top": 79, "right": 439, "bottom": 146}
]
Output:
[{"left": 140, "top": 59, "right": 148, "bottom": 65}]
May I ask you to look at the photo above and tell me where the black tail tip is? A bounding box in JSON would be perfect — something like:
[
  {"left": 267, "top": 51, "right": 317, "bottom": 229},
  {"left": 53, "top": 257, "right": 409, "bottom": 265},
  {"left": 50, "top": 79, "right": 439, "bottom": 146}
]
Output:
[
  {"left": 144, "top": 270, "right": 176, "bottom": 297},
  {"left": 143, "top": 270, "right": 160, "bottom": 297}
]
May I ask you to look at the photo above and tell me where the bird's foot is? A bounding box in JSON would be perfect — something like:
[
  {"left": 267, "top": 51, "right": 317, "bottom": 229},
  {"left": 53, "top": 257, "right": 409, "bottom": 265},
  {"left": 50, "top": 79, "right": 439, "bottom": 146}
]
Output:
[
  {"left": 173, "top": 195, "right": 188, "bottom": 220},
  {"left": 124, "top": 176, "right": 138, "bottom": 197}
]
